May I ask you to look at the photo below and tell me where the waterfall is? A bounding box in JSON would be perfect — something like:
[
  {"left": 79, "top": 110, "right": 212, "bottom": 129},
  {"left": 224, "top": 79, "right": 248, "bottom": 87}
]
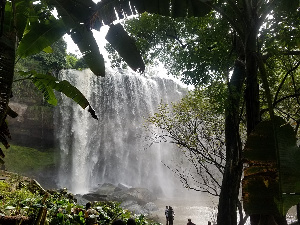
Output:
[{"left": 54, "top": 68, "right": 187, "bottom": 195}]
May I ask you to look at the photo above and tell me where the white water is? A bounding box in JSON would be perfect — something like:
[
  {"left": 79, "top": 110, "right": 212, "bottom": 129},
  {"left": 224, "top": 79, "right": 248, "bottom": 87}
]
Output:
[
  {"left": 54, "top": 68, "right": 188, "bottom": 195},
  {"left": 53, "top": 68, "right": 299, "bottom": 225}
]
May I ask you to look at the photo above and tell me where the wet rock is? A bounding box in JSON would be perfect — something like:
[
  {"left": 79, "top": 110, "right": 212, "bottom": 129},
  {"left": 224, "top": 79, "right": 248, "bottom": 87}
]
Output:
[
  {"left": 95, "top": 183, "right": 117, "bottom": 195},
  {"left": 120, "top": 200, "right": 138, "bottom": 208},
  {"left": 126, "top": 204, "right": 146, "bottom": 215},
  {"left": 126, "top": 188, "right": 157, "bottom": 203},
  {"left": 81, "top": 193, "right": 108, "bottom": 202},
  {"left": 82, "top": 184, "right": 158, "bottom": 214},
  {"left": 121, "top": 202, "right": 158, "bottom": 215},
  {"left": 117, "top": 183, "right": 131, "bottom": 190},
  {"left": 109, "top": 188, "right": 156, "bottom": 205},
  {"left": 144, "top": 202, "right": 158, "bottom": 212}
]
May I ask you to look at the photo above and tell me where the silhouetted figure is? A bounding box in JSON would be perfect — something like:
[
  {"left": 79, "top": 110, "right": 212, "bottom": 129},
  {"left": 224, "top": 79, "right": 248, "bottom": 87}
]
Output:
[
  {"left": 167, "top": 206, "right": 175, "bottom": 225},
  {"left": 127, "top": 218, "right": 136, "bottom": 225},
  {"left": 86, "top": 202, "right": 92, "bottom": 210},
  {"left": 112, "top": 219, "right": 125, "bottom": 225},
  {"left": 187, "top": 218, "right": 195, "bottom": 225},
  {"left": 165, "top": 206, "right": 169, "bottom": 225}
]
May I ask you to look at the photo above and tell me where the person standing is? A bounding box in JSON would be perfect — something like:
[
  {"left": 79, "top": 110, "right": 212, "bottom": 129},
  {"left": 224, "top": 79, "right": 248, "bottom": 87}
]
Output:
[
  {"left": 167, "top": 206, "right": 175, "bottom": 225},
  {"left": 187, "top": 218, "right": 195, "bottom": 225},
  {"left": 165, "top": 206, "right": 169, "bottom": 225}
]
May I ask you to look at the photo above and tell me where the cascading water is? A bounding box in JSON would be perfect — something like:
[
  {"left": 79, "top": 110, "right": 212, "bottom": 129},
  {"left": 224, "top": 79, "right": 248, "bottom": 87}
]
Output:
[{"left": 54, "top": 68, "right": 187, "bottom": 195}]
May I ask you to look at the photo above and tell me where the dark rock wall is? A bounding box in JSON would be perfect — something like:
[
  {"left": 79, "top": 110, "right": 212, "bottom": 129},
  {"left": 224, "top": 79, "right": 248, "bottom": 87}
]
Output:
[{"left": 7, "top": 82, "right": 55, "bottom": 149}]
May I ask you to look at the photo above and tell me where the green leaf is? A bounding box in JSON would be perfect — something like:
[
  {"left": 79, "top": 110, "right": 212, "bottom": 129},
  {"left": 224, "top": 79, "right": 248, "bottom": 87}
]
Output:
[
  {"left": 71, "top": 25, "right": 105, "bottom": 76},
  {"left": 18, "top": 71, "right": 97, "bottom": 119},
  {"left": 243, "top": 117, "right": 300, "bottom": 216},
  {"left": 17, "top": 18, "right": 67, "bottom": 57},
  {"left": 32, "top": 73, "right": 89, "bottom": 109},
  {"left": 15, "top": 0, "right": 32, "bottom": 40},
  {"left": 106, "top": 24, "right": 145, "bottom": 72},
  {"left": 43, "top": 46, "right": 53, "bottom": 53},
  {"left": 275, "top": 0, "right": 299, "bottom": 13},
  {"left": 35, "top": 79, "right": 58, "bottom": 106},
  {"left": 46, "top": 0, "right": 96, "bottom": 27},
  {"left": 46, "top": 0, "right": 104, "bottom": 76}
]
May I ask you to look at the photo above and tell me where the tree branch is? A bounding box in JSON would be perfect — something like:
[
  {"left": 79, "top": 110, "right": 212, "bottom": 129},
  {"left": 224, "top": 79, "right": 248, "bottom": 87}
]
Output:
[{"left": 274, "top": 60, "right": 300, "bottom": 103}]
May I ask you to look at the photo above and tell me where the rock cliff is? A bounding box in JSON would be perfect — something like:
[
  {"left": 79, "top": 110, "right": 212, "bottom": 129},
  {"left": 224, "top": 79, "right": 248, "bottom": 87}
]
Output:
[{"left": 7, "top": 81, "right": 55, "bottom": 149}]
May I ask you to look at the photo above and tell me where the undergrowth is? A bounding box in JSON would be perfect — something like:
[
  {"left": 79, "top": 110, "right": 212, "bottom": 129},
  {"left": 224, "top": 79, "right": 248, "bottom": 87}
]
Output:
[{"left": 0, "top": 171, "right": 160, "bottom": 225}]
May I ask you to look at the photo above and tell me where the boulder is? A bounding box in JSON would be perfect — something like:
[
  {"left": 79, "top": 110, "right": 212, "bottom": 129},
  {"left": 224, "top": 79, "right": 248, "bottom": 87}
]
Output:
[
  {"left": 126, "top": 204, "right": 146, "bottom": 215},
  {"left": 95, "top": 183, "right": 117, "bottom": 195},
  {"left": 120, "top": 201, "right": 158, "bottom": 215},
  {"left": 126, "top": 188, "right": 157, "bottom": 202},
  {"left": 143, "top": 202, "right": 158, "bottom": 212},
  {"left": 120, "top": 200, "right": 138, "bottom": 208},
  {"left": 81, "top": 193, "right": 108, "bottom": 202},
  {"left": 117, "top": 183, "right": 131, "bottom": 190},
  {"left": 109, "top": 187, "right": 156, "bottom": 205}
]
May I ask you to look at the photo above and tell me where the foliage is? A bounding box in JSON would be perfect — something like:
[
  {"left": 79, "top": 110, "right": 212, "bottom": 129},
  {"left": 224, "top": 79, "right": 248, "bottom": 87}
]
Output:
[
  {"left": 107, "top": 11, "right": 300, "bottom": 130},
  {"left": 16, "top": 38, "right": 68, "bottom": 76},
  {"left": 106, "top": 12, "right": 234, "bottom": 86},
  {"left": 108, "top": 2, "right": 300, "bottom": 224},
  {"left": 145, "top": 89, "right": 226, "bottom": 196},
  {"left": 259, "top": 53, "right": 300, "bottom": 136},
  {"left": 13, "top": 70, "right": 99, "bottom": 120},
  {"left": 243, "top": 117, "right": 300, "bottom": 216},
  {"left": 13, "top": 38, "right": 90, "bottom": 108},
  {"left": 3, "top": 145, "right": 57, "bottom": 174},
  {"left": 16, "top": 38, "right": 89, "bottom": 75},
  {"left": 17, "top": 71, "right": 85, "bottom": 108},
  {"left": 0, "top": 172, "right": 160, "bottom": 225},
  {"left": 1, "top": 0, "right": 299, "bottom": 224},
  {"left": 66, "top": 53, "right": 88, "bottom": 70}
]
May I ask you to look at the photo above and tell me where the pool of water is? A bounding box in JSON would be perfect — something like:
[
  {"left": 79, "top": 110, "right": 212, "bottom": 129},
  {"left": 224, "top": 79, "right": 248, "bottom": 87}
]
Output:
[
  {"left": 148, "top": 193, "right": 298, "bottom": 225},
  {"left": 148, "top": 192, "right": 219, "bottom": 225}
]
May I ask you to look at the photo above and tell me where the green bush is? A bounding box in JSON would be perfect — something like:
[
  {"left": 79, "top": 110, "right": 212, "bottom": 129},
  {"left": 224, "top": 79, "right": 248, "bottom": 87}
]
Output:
[{"left": 0, "top": 172, "right": 161, "bottom": 225}]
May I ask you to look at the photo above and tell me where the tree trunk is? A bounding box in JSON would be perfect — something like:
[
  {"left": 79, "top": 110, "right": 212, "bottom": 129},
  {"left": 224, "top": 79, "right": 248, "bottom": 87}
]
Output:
[
  {"left": 217, "top": 59, "right": 245, "bottom": 225},
  {"left": 244, "top": 38, "right": 288, "bottom": 225},
  {"left": 243, "top": 13, "right": 261, "bottom": 225}
]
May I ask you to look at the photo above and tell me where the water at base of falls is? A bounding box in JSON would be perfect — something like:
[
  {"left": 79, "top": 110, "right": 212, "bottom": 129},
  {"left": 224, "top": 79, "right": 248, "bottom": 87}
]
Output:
[{"left": 54, "top": 68, "right": 187, "bottom": 195}]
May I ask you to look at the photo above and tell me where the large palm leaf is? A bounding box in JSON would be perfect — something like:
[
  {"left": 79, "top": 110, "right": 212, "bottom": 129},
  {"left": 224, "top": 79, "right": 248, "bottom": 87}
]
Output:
[
  {"left": 18, "top": 71, "right": 98, "bottom": 120},
  {"left": 17, "top": 17, "right": 67, "bottom": 57},
  {"left": 242, "top": 117, "right": 300, "bottom": 216}
]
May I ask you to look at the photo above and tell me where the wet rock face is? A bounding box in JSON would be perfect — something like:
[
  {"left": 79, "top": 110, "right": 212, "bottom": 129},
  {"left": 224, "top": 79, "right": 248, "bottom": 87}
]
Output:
[
  {"left": 83, "top": 183, "right": 157, "bottom": 203},
  {"left": 81, "top": 183, "right": 158, "bottom": 214},
  {"left": 7, "top": 102, "right": 54, "bottom": 149}
]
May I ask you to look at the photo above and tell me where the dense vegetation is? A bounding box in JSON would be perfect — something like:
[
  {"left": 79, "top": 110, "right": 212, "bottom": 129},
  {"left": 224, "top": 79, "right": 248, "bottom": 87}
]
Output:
[
  {"left": 0, "top": 1, "right": 299, "bottom": 225},
  {"left": 105, "top": 3, "right": 300, "bottom": 225},
  {"left": 0, "top": 171, "right": 159, "bottom": 225}
]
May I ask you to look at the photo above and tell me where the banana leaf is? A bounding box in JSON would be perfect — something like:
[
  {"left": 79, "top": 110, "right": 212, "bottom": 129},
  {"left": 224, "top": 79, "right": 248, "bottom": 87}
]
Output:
[
  {"left": 106, "top": 24, "right": 145, "bottom": 72},
  {"left": 243, "top": 117, "right": 300, "bottom": 216},
  {"left": 17, "top": 18, "right": 67, "bottom": 57},
  {"left": 46, "top": 0, "right": 105, "bottom": 77},
  {"left": 70, "top": 25, "right": 105, "bottom": 77},
  {"left": 18, "top": 71, "right": 98, "bottom": 119},
  {"left": 46, "top": 0, "right": 96, "bottom": 27}
]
